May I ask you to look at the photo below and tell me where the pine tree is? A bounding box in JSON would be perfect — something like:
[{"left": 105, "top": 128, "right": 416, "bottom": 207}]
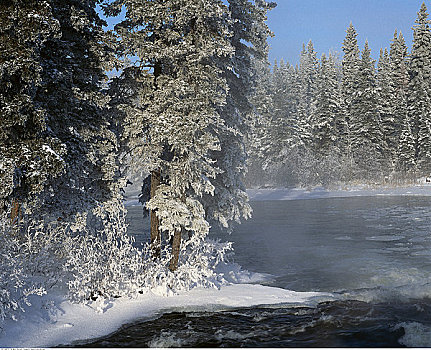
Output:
[
  {"left": 409, "top": 2, "right": 431, "bottom": 173},
  {"left": 311, "top": 53, "right": 341, "bottom": 154},
  {"left": 351, "top": 40, "right": 385, "bottom": 179},
  {"left": 0, "top": 1, "right": 65, "bottom": 222},
  {"left": 110, "top": 0, "right": 240, "bottom": 270},
  {"left": 341, "top": 23, "right": 361, "bottom": 169},
  {"left": 389, "top": 31, "right": 411, "bottom": 172},
  {"left": 202, "top": 0, "right": 274, "bottom": 230}
]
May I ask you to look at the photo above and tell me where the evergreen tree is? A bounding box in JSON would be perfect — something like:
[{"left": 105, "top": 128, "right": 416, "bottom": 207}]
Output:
[
  {"left": 341, "top": 23, "right": 361, "bottom": 167},
  {"left": 297, "top": 40, "right": 318, "bottom": 147},
  {"left": 29, "top": 0, "right": 123, "bottom": 226},
  {"left": 377, "top": 47, "right": 395, "bottom": 164},
  {"left": 0, "top": 1, "right": 65, "bottom": 221},
  {"left": 390, "top": 31, "right": 409, "bottom": 92},
  {"left": 397, "top": 115, "right": 417, "bottom": 174},
  {"left": 409, "top": 70, "right": 431, "bottom": 173},
  {"left": 246, "top": 58, "right": 274, "bottom": 187},
  {"left": 390, "top": 31, "right": 412, "bottom": 172},
  {"left": 110, "top": 0, "right": 244, "bottom": 270},
  {"left": 409, "top": 2, "right": 431, "bottom": 173},
  {"left": 261, "top": 59, "right": 299, "bottom": 185},
  {"left": 0, "top": 0, "right": 133, "bottom": 302},
  {"left": 202, "top": 0, "right": 275, "bottom": 232},
  {"left": 353, "top": 40, "right": 385, "bottom": 178},
  {"left": 311, "top": 53, "right": 341, "bottom": 154}
]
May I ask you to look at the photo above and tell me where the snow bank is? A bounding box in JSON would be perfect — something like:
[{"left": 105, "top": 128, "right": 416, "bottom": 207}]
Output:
[
  {"left": 125, "top": 184, "right": 431, "bottom": 206},
  {"left": 0, "top": 284, "right": 333, "bottom": 348},
  {"left": 247, "top": 184, "right": 431, "bottom": 202}
]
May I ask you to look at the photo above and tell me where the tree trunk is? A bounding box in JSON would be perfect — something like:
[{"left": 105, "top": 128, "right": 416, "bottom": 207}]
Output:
[
  {"left": 169, "top": 228, "right": 182, "bottom": 272},
  {"left": 150, "top": 169, "right": 161, "bottom": 259},
  {"left": 10, "top": 199, "right": 20, "bottom": 226}
]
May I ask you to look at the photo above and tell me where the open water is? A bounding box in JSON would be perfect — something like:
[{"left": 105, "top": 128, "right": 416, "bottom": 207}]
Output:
[{"left": 82, "top": 196, "right": 431, "bottom": 347}]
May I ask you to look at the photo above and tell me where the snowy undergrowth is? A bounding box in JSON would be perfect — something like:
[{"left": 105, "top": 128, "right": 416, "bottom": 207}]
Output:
[
  {"left": 0, "top": 203, "right": 237, "bottom": 335},
  {"left": 0, "top": 219, "right": 46, "bottom": 327},
  {"left": 0, "top": 212, "right": 263, "bottom": 348},
  {"left": 65, "top": 200, "right": 237, "bottom": 302}
]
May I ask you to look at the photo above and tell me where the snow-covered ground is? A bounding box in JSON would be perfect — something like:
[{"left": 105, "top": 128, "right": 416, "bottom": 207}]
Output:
[
  {"left": 247, "top": 183, "right": 431, "bottom": 202},
  {"left": 0, "top": 283, "right": 332, "bottom": 347}
]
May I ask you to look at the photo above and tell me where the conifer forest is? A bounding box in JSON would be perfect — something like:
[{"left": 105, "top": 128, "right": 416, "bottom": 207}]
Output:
[
  {"left": 247, "top": 3, "right": 431, "bottom": 188},
  {"left": 1, "top": 0, "right": 431, "bottom": 344}
]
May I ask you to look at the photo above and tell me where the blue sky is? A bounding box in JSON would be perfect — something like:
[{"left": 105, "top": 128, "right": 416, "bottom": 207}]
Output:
[
  {"left": 100, "top": 1, "right": 428, "bottom": 66},
  {"left": 267, "top": 0, "right": 427, "bottom": 65}
]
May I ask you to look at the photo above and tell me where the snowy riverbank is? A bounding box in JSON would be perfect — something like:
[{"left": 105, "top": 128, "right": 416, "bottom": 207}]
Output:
[
  {"left": 247, "top": 183, "right": 431, "bottom": 202},
  {"left": 124, "top": 183, "right": 431, "bottom": 207},
  {"left": 3, "top": 183, "right": 430, "bottom": 348},
  {"left": 0, "top": 283, "right": 332, "bottom": 347}
]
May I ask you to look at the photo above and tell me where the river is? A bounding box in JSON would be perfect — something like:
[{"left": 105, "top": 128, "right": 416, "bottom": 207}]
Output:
[{"left": 83, "top": 195, "right": 431, "bottom": 347}]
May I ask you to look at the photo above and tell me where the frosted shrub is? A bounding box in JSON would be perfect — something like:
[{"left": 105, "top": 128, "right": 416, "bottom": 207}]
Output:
[
  {"left": 66, "top": 204, "right": 147, "bottom": 302},
  {"left": 138, "top": 236, "right": 234, "bottom": 294},
  {"left": 66, "top": 223, "right": 233, "bottom": 301},
  {"left": 21, "top": 220, "right": 71, "bottom": 290},
  {"left": 66, "top": 231, "right": 145, "bottom": 302},
  {"left": 0, "top": 217, "right": 46, "bottom": 326},
  {"left": 170, "top": 237, "right": 234, "bottom": 291}
]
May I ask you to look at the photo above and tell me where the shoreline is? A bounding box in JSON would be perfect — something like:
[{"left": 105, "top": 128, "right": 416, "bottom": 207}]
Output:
[
  {"left": 247, "top": 184, "right": 431, "bottom": 202},
  {"left": 0, "top": 284, "right": 332, "bottom": 348}
]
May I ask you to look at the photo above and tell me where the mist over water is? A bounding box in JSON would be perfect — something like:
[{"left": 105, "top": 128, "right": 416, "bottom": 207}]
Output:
[
  {"left": 217, "top": 196, "right": 431, "bottom": 296},
  {"left": 83, "top": 196, "right": 431, "bottom": 347}
]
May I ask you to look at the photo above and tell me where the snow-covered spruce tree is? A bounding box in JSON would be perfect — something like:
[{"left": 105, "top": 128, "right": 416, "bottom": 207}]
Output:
[
  {"left": 246, "top": 57, "right": 274, "bottom": 187},
  {"left": 109, "top": 0, "right": 238, "bottom": 274},
  {"left": 202, "top": 0, "right": 275, "bottom": 229},
  {"left": 341, "top": 23, "right": 361, "bottom": 179},
  {"left": 23, "top": 0, "right": 139, "bottom": 302},
  {"left": 263, "top": 60, "right": 302, "bottom": 186},
  {"left": 0, "top": 1, "right": 65, "bottom": 224},
  {"left": 279, "top": 41, "right": 320, "bottom": 187},
  {"left": 36, "top": 0, "right": 122, "bottom": 217},
  {"left": 408, "top": 70, "right": 431, "bottom": 174},
  {"left": 297, "top": 40, "right": 318, "bottom": 148},
  {"left": 377, "top": 47, "right": 396, "bottom": 167},
  {"left": 408, "top": 2, "right": 431, "bottom": 174},
  {"left": 352, "top": 40, "right": 385, "bottom": 180},
  {"left": 311, "top": 53, "right": 341, "bottom": 155},
  {"left": 0, "top": 0, "right": 70, "bottom": 322},
  {"left": 390, "top": 31, "right": 409, "bottom": 96},
  {"left": 309, "top": 53, "right": 343, "bottom": 186},
  {"left": 389, "top": 31, "right": 412, "bottom": 176},
  {"left": 397, "top": 114, "right": 417, "bottom": 176}
]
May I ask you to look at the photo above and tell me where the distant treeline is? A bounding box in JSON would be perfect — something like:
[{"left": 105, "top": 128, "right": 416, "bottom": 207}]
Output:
[{"left": 246, "top": 2, "right": 431, "bottom": 188}]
